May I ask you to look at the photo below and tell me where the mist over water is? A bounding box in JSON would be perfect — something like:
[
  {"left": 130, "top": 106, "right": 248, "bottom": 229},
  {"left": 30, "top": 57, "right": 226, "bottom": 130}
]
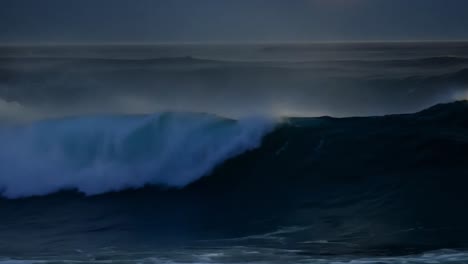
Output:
[
  {"left": 0, "top": 113, "right": 273, "bottom": 198},
  {"left": 1, "top": 42, "right": 468, "bottom": 122}
]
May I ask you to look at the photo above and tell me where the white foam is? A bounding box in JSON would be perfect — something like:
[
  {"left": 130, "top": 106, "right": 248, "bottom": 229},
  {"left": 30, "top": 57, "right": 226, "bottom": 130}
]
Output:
[{"left": 0, "top": 112, "right": 274, "bottom": 198}]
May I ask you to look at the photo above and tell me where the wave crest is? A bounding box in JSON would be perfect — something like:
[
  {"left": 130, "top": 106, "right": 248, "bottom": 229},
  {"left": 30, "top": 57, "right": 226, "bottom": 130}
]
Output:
[{"left": 0, "top": 113, "right": 274, "bottom": 198}]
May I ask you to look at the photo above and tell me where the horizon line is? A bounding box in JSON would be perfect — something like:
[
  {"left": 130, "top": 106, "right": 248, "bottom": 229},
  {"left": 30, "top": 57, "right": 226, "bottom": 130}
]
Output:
[{"left": 2, "top": 39, "right": 468, "bottom": 46}]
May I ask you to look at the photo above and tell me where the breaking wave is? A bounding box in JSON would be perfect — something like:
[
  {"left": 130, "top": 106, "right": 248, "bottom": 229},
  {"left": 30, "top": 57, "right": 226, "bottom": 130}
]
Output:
[{"left": 0, "top": 112, "right": 274, "bottom": 198}]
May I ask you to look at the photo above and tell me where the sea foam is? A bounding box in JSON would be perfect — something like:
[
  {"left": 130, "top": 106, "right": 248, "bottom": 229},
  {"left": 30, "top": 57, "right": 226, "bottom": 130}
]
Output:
[{"left": 0, "top": 112, "right": 274, "bottom": 198}]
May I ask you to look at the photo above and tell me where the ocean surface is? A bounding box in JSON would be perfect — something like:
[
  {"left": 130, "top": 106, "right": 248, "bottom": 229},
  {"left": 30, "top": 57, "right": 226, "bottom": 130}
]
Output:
[{"left": 0, "top": 42, "right": 468, "bottom": 263}]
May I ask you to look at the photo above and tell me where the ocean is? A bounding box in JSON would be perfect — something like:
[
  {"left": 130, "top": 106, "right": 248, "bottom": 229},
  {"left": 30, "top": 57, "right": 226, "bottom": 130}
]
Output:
[{"left": 0, "top": 42, "right": 468, "bottom": 263}]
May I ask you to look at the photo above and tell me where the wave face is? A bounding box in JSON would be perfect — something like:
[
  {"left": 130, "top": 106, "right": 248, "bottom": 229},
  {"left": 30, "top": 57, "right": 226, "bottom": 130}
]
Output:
[{"left": 0, "top": 113, "right": 273, "bottom": 198}]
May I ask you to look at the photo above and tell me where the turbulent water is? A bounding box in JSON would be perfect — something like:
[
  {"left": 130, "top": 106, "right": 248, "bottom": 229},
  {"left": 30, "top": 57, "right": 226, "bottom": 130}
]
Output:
[
  {"left": 1, "top": 42, "right": 468, "bottom": 263},
  {"left": 0, "top": 113, "right": 272, "bottom": 198}
]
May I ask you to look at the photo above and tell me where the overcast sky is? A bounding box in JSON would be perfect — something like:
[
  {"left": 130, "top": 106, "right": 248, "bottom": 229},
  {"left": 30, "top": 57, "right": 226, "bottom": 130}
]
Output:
[{"left": 2, "top": 0, "right": 468, "bottom": 43}]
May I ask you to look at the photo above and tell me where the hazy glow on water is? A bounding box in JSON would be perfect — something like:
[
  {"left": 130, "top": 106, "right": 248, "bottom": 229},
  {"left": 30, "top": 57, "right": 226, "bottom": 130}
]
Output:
[{"left": 1, "top": 43, "right": 468, "bottom": 123}]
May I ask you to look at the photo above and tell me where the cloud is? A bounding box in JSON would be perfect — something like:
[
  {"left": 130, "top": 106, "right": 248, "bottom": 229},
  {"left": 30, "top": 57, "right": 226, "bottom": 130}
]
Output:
[{"left": 2, "top": 0, "right": 468, "bottom": 43}]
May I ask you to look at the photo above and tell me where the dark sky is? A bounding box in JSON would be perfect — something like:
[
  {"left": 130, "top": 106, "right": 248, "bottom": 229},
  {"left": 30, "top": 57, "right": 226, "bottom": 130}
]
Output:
[{"left": 2, "top": 0, "right": 468, "bottom": 43}]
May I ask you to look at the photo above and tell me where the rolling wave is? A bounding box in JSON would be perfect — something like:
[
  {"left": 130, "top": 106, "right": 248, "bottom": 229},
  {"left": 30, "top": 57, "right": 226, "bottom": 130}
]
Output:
[
  {"left": 0, "top": 112, "right": 273, "bottom": 198},
  {"left": 3, "top": 55, "right": 468, "bottom": 66},
  {"left": 0, "top": 101, "right": 467, "bottom": 257},
  {"left": 0, "top": 56, "right": 222, "bottom": 65}
]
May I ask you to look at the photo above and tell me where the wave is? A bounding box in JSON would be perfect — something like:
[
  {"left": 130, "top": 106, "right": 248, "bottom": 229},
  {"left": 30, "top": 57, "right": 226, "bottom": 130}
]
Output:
[
  {"left": 0, "top": 101, "right": 467, "bottom": 256},
  {"left": 0, "top": 56, "right": 228, "bottom": 65},
  {"left": 0, "top": 112, "right": 274, "bottom": 198},
  {"left": 1, "top": 100, "right": 467, "bottom": 200},
  {"left": 3, "top": 249, "right": 468, "bottom": 264},
  {"left": 4, "top": 54, "right": 468, "bottom": 65},
  {"left": 320, "top": 56, "right": 468, "bottom": 67}
]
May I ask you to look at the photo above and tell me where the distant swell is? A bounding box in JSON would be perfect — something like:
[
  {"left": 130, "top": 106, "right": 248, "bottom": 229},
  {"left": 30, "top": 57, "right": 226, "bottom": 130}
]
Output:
[
  {"left": 0, "top": 113, "right": 274, "bottom": 198},
  {"left": 0, "top": 56, "right": 225, "bottom": 65}
]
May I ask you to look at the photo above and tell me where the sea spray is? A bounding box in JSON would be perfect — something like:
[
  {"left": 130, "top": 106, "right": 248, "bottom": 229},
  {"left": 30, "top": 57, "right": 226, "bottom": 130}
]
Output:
[{"left": 0, "top": 112, "right": 275, "bottom": 198}]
